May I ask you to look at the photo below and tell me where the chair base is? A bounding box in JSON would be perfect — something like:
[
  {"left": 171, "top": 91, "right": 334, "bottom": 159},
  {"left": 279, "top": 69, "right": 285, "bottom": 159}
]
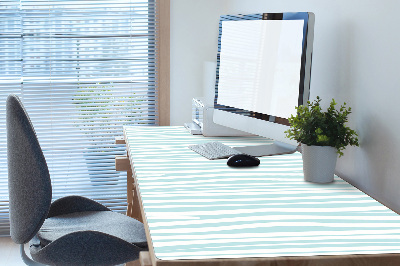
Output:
[{"left": 20, "top": 244, "right": 45, "bottom": 266}]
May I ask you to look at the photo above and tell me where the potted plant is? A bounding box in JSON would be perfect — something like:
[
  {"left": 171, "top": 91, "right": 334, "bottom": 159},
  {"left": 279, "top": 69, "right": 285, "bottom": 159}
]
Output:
[
  {"left": 285, "top": 96, "right": 359, "bottom": 183},
  {"left": 73, "top": 84, "right": 132, "bottom": 186}
]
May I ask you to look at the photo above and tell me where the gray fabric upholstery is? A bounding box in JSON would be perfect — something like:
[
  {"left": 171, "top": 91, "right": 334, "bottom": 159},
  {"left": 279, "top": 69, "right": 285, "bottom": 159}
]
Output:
[
  {"left": 38, "top": 211, "right": 147, "bottom": 248},
  {"left": 7, "top": 94, "right": 52, "bottom": 244},
  {"left": 47, "top": 195, "right": 110, "bottom": 218},
  {"left": 7, "top": 94, "right": 148, "bottom": 265},
  {"left": 30, "top": 230, "right": 145, "bottom": 266}
]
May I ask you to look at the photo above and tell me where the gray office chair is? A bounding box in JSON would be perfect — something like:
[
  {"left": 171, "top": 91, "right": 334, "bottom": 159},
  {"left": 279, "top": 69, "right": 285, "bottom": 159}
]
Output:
[{"left": 6, "top": 94, "right": 148, "bottom": 265}]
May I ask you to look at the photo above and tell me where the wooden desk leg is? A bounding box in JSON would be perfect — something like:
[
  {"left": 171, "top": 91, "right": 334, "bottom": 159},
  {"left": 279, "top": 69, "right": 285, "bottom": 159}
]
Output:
[
  {"left": 126, "top": 168, "right": 134, "bottom": 217},
  {"left": 117, "top": 137, "right": 146, "bottom": 266},
  {"left": 139, "top": 252, "right": 152, "bottom": 266},
  {"left": 115, "top": 153, "right": 142, "bottom": 221},
  {"left": 115, "top": 155, "right": 134, "bottom": 217},
  {"left": 128, "top": 168, "right": 143, "bottom": 222},
  {"left": 124, "top": 259, "right": 141, "bottom": 266}
]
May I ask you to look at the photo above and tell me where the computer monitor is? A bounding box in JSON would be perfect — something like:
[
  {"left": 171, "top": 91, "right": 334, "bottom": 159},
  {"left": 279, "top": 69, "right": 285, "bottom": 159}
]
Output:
[{"left": 213, "top": 12, "right": 315, "bottom": 156}]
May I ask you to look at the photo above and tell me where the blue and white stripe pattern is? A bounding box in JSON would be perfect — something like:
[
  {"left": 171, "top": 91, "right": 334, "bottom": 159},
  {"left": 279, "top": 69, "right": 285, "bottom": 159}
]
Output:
[{"left": 124, "top": 126, "right": 400, "bottom": 260}]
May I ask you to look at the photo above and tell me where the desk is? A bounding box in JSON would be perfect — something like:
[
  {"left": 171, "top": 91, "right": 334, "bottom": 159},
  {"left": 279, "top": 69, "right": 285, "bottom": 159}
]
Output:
[{"left": 123, "top": 126, "right": 400, "bottom": 266}]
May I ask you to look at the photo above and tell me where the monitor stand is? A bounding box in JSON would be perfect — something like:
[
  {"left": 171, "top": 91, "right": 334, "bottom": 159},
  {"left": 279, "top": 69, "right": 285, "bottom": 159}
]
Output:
[{"left": 233, "top": 141, "right": 298, "bottom": 157}]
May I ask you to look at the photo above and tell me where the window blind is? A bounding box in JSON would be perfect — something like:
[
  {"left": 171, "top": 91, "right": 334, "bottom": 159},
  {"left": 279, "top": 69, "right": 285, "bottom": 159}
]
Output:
[{"left": 0, "top": 0, "right": 159, "bottom": 236}]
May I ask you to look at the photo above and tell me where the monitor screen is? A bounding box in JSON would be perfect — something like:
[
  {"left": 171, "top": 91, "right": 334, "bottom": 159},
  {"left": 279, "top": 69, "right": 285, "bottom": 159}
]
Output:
[{"left": 217, "top": 19, "right": 304, "bottom": 119}]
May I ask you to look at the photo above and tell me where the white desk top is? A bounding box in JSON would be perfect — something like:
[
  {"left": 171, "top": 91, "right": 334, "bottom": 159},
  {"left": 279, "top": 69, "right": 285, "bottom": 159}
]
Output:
[{"left": 124, "top": 126, "right": 400, "bottom": 261}]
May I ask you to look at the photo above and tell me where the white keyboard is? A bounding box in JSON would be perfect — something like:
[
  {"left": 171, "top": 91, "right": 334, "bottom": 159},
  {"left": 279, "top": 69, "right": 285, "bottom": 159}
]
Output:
[{"left": 189, "top": 141, "right": 243, "bottom": 160}]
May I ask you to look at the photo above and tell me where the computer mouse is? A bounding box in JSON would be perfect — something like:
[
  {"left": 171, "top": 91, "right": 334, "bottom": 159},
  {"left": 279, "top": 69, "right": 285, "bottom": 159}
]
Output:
[{"left": 227, "top": 154, "right": 260, "bottom": 167}]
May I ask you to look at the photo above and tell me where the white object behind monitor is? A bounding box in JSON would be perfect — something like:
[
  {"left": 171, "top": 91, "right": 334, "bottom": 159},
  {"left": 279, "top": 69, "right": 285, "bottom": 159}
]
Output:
[{"left": 213, "top": 13, "right": 315, "bottom": 156}]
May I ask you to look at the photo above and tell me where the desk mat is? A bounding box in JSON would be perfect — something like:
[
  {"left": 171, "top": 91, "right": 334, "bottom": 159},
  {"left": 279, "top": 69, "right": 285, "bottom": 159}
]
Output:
[{"left": 125, "top": 126, "right": 400, "bottom": 260}]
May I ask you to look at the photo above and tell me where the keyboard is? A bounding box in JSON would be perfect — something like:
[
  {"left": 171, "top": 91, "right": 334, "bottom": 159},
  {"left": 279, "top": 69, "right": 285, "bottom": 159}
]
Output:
[{"left": 189, "top": 141, "right": 243, "bottom": 160}]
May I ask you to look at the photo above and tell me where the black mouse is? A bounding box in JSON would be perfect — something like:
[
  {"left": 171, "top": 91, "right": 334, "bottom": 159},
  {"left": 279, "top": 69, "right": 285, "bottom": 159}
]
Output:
[{"left": 227, "top": 154, "right": 260, "bottom": 167}]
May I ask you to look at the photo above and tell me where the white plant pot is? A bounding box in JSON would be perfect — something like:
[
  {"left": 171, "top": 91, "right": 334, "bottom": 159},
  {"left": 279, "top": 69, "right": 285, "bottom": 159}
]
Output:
[{"left": 301, "top": 144, "right": 338, "bottom": 183}]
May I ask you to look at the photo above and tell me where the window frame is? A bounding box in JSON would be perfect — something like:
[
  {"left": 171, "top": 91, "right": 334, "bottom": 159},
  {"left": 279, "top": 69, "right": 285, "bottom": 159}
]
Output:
[{"left": 156, "top": 0, "right": 170, "bottom": 126}]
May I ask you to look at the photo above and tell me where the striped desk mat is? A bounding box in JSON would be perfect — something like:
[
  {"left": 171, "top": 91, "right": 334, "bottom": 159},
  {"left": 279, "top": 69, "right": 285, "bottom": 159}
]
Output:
[{"left": 124, "top": 126, "right": 400, "bottom": 261}]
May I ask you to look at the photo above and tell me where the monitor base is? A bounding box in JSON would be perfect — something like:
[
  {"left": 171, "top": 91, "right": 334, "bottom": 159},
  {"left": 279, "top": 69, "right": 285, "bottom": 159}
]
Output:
[{"left": 233, "top": 141, "right": 298, "bottom": 157}]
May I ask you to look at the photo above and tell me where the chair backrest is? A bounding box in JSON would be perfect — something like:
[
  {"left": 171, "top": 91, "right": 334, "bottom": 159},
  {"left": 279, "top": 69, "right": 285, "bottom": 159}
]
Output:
[{"left": 6, "top": 94, "right": 52, "bottom": 244}]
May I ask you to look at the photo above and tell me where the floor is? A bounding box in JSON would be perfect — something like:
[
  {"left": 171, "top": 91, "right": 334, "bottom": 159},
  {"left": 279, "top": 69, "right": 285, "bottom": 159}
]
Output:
[
  {"left": 0, "top": 237, "right": 140, "bottom": 266},
  {"left": 0, "top": 237, "right": 26, "bottom": 266}
]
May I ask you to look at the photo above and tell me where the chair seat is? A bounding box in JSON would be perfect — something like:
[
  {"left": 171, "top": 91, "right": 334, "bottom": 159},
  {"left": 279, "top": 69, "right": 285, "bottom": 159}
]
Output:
[{"left": 37, "top": 211, "right": 147, "bottom": 248}]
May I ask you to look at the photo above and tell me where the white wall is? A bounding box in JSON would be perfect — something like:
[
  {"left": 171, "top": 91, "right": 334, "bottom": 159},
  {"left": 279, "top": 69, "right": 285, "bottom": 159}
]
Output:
[
  {"left": 170, "top": 0, "right": 227, "bottom": 125},
  {"left": 170, "top": 0, "right": 400, "bottom": 212}
]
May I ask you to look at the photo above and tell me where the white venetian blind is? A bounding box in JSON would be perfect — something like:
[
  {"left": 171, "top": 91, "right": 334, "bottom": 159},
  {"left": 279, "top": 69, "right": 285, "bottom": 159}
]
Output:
[{"left": 0, "top": 0, "right": 159, "bottom": 236}]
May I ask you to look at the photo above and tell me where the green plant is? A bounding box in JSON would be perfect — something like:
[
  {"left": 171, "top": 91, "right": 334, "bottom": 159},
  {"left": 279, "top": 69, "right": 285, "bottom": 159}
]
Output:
[
  {"left": 72, "top": 83, "right": 145, "bottom": 134},
  {"left": 285, "top": 96, "right": 359, "bottom": 157}
]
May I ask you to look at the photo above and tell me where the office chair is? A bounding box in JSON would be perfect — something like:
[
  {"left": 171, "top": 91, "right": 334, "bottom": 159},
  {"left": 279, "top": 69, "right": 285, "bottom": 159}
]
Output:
[{"left": 6, "top": 94, "right": 148, "bottom": 265}]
